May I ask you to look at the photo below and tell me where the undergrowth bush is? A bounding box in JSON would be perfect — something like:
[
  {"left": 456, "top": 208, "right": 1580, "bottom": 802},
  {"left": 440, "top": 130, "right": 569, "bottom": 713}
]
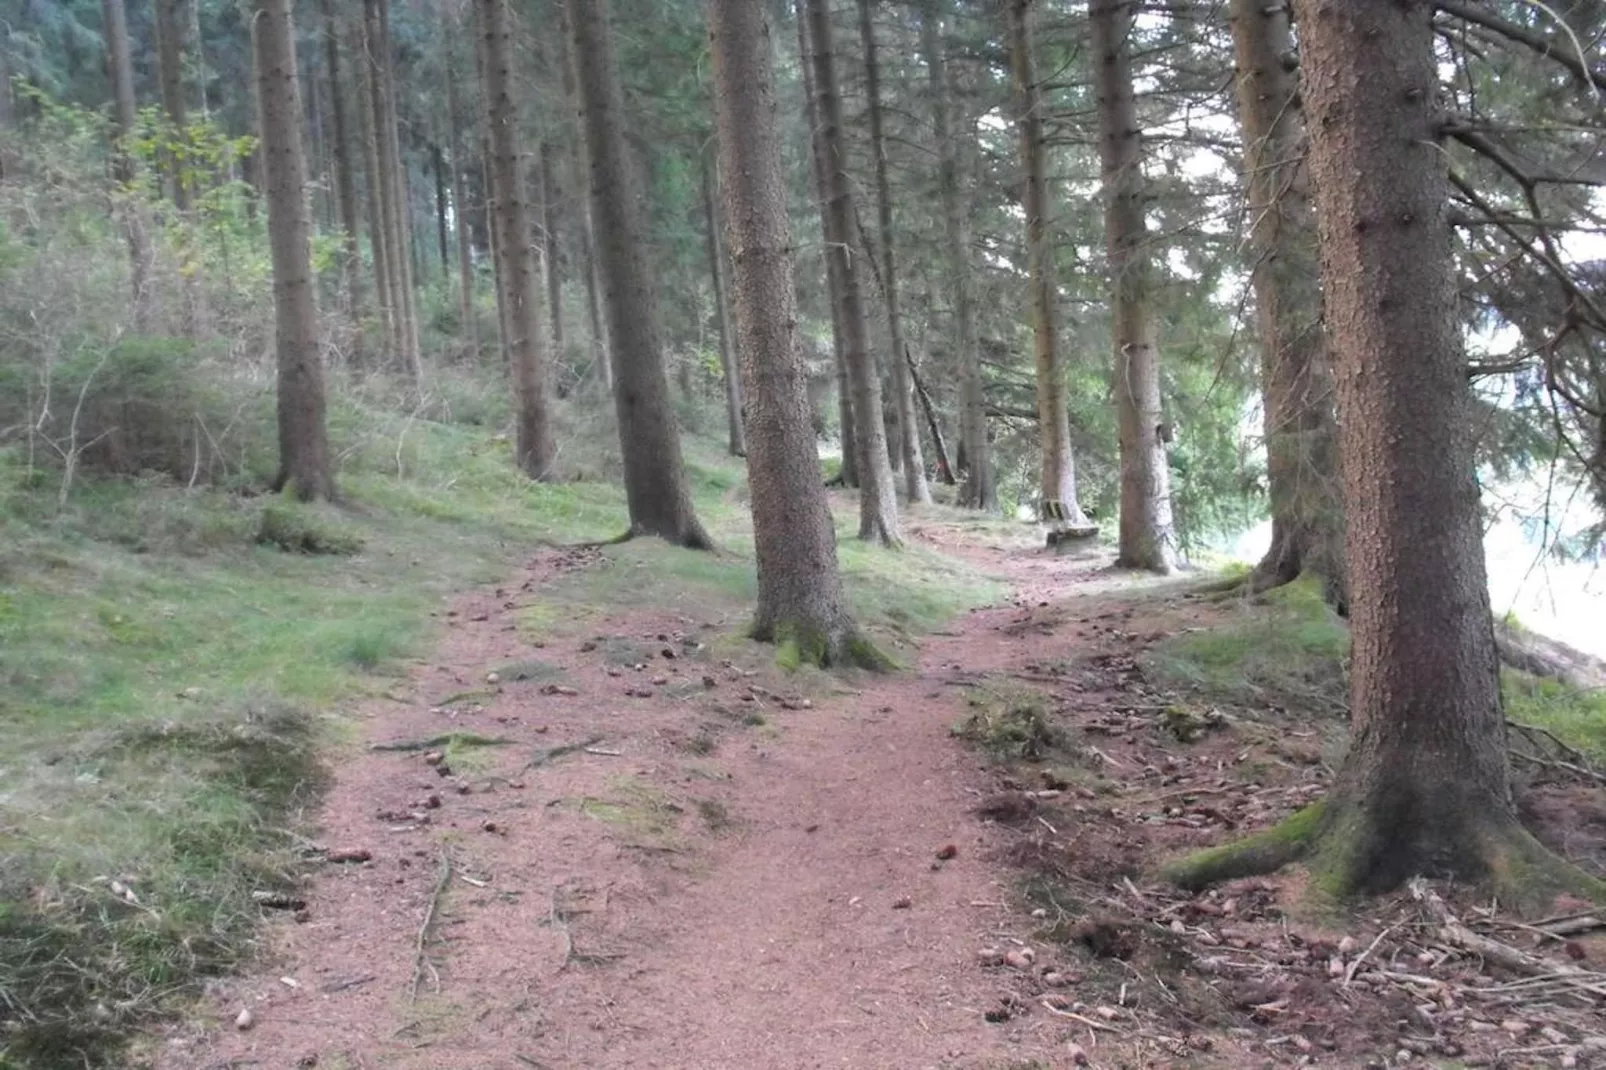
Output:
[{"left": 0, "top": 704, "right": 320, "bottom": 1067}]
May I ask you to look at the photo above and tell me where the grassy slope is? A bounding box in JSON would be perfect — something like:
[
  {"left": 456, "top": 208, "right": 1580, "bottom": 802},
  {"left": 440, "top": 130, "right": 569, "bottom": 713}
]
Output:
[
  {"left": 1143, "top": 576, "right": 1606, "bottom": 760},
  {"left": 0, "top": 406, "right": 1001, "bottom": 1068}
]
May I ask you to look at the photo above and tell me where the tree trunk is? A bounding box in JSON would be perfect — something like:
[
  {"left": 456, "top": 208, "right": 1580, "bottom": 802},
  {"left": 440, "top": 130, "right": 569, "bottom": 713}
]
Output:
[
  {"left": 443, "top": 11, "right": 477, "bottom": 358},
  {"left": 856, "top": 0, "right": 928, "bottom": 504},
  {"left": 154, "top": 0, "right": 191, "bottom": 210},
  {"left": 375, "top": 0, "right": 422, "bottom": 384},
  {"left": 922, "top": 0, "right": 991, "bottom": 508},
  {"left": 794, "top": 0, "right": 856, "bottom": 490},
  {"left": 1091, "top": 0, "right": 1177, "bottom": 573},
  {"left": 1229, "top": 0, "right": 1344, "bottom": 602},
  {"left": 102, "top": 0, "right": 155, "bottom": 332},
  {"left": 305, "top": 41, "right": 330, "bottom": 229},
  {"left": 155, "top": 0, "right": 203, "bottom": 336},
  {"left": 256, "top": 0, "right": 334, "bottom": 501},
  {"left": 539, "top": 142, "right": 565, "bottom": 357},
  {"left": 1004, "top": 0, "right": 1093, "bottom": 531},
  {"left": 702, "top": 152, "right": 746, "bottom": 457},
  {"left": 707, "top": 0, "right": 881, "bottom": 668},
  {"left": 476, "top": 0, "right": 557, "bottom": 478},
  {"left": 433, "top": 143, "right": 449, "bottom": 277},
  {"left": 0, "top": 50, "right": 14, "bottom": 180},
  {"left": 804, "top": 0, "right": 900, "bottom": 546},
  {"left": 581, "top": 208, "right": 610, "bottom": 390},
  {"left": 556, "top": 29, "right": 611, "bottom": 393},
  {"left": 361, "top": 0, "right": 400, "bottom": 361},
  {"left": 321, "top": 0, "right": 365, "bottom": 365},
  {"left": 483, "top": 140, "right": 512, "bottom": 365},
  {"left": 567, "top": 0, "right": 712, "bottom": 549},
  {"left": 1171, "top": 0, "right": 1589, "bottom": 907}
]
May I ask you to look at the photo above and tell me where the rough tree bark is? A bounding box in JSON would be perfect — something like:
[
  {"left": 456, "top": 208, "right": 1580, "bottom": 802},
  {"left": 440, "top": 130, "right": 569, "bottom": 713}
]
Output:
[
  {"left": 702, "top": 153, "right": 746, "bottom": 457},
  {"left": 155, "top": 0, "right": 204, "bottom": 335},
  {"left": 1168, "top": 0, "right": 1597, "bottom": 906},
  {"left": 556, "top": 28, "right": 611, "bottom": 393},
  {"left": 805, "top": 0, "right": 901, "bottom": 546},
  {"left": 443, "top": 5, "right": 477, "bottom": 357},
  {"left": 373, "top": 0, "right": 422, "bottom": 384},
  {"left": 475, "top": 0, "right": 557, "bottom": 479},
  {"left": 1090, "top": 0, "right": 1177, "bottom": 573},
  {"left": 568, "top": 0, "right": 713, "bottom": 549},
  {"left": 154, "top": 0, "right": 192, "bottom": 210},
  {"left": 102, "top": 0, "right": 155, "bottom": 331},
  {"left": 256, "top": 0, "right": 334, "bottom": 501},
  {"left": 857, "top": 0, "right": 929, "bottom": 504},
  {"left": 1228, "top": 0, "right": 1344, "bottom": 602},
  {"left": 433, "top": 143, "right": 449, "bottom": 275},
  {"left": 707, "top": 0, "right": 882, "bottom": 668},
  {"left": 320, "top": 0, "right": 364, "bottom": 363},
  {"left": 794, "top": 0, "right": 857, "bottom": 489},
  {"left": 1004, "top": 0, "right": 1093, "bottom": 531},
  {"left": 922, "top": 0, "right": 993, "bottom": 509},
  {"left": 361, "top": 0, "right": 400, "bottom": 360},
  {"left": 539, "top": 143, "right": 565, "bottom": 357}
]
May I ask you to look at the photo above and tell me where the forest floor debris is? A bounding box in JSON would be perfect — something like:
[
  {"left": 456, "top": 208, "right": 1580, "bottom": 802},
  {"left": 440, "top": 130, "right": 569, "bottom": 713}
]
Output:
[{"left": 148, "top": 507, "right": 1606, "bottom": 1070}]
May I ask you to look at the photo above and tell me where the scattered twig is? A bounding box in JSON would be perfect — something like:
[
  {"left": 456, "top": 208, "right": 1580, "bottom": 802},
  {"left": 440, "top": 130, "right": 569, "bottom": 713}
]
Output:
[
  {"left": 320, "top": 974, "right": 377, "bottom": 994},
  {"left": 1343, "top": 924, "right": 1396, "bottom": 986},
  {"left": 410, "top": 851, "right": 453, "bottom": 1002},
  {"left": 1039, "top": 1002, "right": 1120, "bottom": 1032},
  {"left": 1084, "top": 745, "right": 1127, "bottom": 769},
  {"left": 525, "top": 735, "right": 606, "bottom": 771},
  {"left": 371, "top": 733, "right": 515, "bottom": 753},
  {"left": 1412, "top": 879, "right": 1606, "bottom": 997}
]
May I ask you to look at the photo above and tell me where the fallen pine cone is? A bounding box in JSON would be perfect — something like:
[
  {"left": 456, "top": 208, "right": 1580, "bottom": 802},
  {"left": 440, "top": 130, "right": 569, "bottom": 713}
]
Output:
[{"left": 326, "top": 848, "right": 372, "bottom": 864}]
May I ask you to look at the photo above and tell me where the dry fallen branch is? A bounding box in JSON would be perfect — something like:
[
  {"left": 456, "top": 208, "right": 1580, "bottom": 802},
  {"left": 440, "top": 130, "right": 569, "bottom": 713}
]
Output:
[
  {"left": 371, "top": 733, "right": 515, "bottom": 753},
  {"left": 1411, "top": 879, "right": 1606, "bottom": 999},
  {"left": 410, "top": 851, "right": 453, "bottom": 1002},
  {"left": 525, "top": 735, "right": 606, "bottom": 771}
]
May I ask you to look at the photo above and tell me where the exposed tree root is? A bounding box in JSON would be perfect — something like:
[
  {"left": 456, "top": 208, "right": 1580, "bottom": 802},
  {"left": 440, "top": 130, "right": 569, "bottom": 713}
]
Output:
[
  {"left": 1192, "top": 564, "right": 1342, "bottom": 610},
  {"left": 541, "top": 522, "right": 719, "bottom": 553},
  {"left": 758, "top": 618, "right": 896, "bottom": 672},
  {"left": 1163, "top": 798, "right": 1606, "bottom": 915}
]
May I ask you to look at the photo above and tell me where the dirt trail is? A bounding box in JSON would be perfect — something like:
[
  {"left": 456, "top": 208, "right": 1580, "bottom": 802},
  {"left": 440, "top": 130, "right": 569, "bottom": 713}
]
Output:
[{"left": 156, "top": 526, "right": 1132, "bottom": 1070}]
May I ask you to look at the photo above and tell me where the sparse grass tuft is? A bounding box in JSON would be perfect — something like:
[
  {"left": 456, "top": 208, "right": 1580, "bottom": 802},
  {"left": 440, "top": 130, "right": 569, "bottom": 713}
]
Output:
[
  {"left": 256, "top": 500, "right": 365, "bottom": 555},
  {"left": 953, "top": 683, "right": 1064, "bottom": 761},
  {"left": 0, "top": 703, "right": 320, "bottom": 1067},
  {"left": 0, "top": 405, "right": 1003, "bottom": 1065},
  {"left": 1152, "top": 571, "right": 1606, "bottom": 769},
  {"left": 696, "top": 798, "right": 732, "bottom": 832},
  {"left": 1143, "top": 575, "right": 1349, "bottom": 716},
  {"left": 1504, "top": 672, "right": 1606, "bottom": 762}
]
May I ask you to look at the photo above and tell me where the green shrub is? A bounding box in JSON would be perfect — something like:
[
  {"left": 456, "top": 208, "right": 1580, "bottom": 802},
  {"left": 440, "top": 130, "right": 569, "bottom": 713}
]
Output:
[
  {"left": 0, "top": 337, "right": 274, "bottom": 487},
  {"left": 255, "top": 500, "right": 364, "bottom": 555}
]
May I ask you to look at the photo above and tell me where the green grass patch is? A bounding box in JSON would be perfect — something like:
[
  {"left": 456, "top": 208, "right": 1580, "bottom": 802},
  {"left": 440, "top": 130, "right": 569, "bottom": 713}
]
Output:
[
  {"left": 1149, "top": 572, "right": 1606, "bottom": 767},
  {"left": 577, "top": 777, "right": 682, "bottom": 843},
  {"left": 1141, "top": 576, "right": 1350, "bottom": 717},
  {"left": 0, "top": 397, "right": 1005, "bottom": 1065},
  {"left": 0, "top": 397, "right": 640, "bottom": 1066},
  {"left": 1505, "top": 673, "right": 1606, "bottom": 762}
]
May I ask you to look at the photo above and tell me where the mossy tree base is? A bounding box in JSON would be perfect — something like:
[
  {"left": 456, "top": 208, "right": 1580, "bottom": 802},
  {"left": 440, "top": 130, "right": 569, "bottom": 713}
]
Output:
[
  {"left": 1163, "top": 797, "right": 1606, "bottom": 915},
  {"left": 760, "top": 619, "right": 895, "bottom": 672}
]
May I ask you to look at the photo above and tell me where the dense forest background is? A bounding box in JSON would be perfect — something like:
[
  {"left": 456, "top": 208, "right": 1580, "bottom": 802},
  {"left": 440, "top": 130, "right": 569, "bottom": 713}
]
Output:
[
  {"left": 3, "top": 0, "right": 1599, "bottom": 563},
  {"left": 3, "top": 1, "right": 1606, "bottom": 1066}
]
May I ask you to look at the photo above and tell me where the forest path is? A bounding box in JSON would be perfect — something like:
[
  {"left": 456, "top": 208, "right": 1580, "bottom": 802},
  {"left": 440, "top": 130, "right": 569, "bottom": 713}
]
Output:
[{"left": 154, "top": 521, "right": 1152, "bottom": 1070}]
